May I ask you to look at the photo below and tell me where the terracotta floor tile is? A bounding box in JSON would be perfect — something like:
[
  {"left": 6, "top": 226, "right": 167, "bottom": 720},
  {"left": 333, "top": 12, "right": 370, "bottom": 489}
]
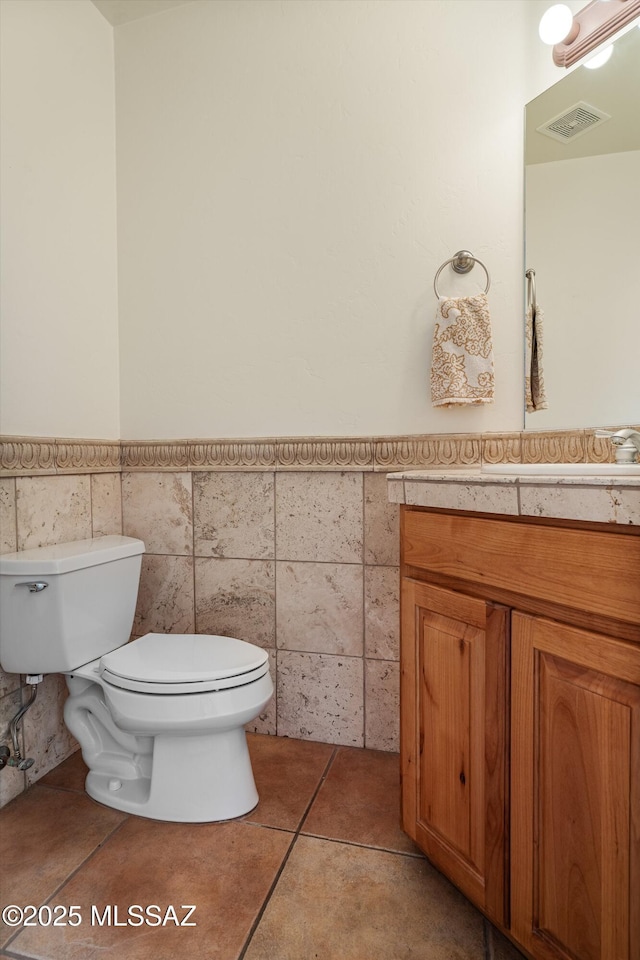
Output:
[
  {"left": 9, "top": 817, "right": 292, "bottom": 960},
  {"left": 0, "top": 786, "right": 126, "bottom": 947},
  {"left": 302, "top": 745, "right": 420, "bottom": 854},
  {"left": 37, "top": 749, "right": 88, "bottom": 794},
  {"left": 244, "top": 835, "right": 485, "bottom": 960},
  {"left": 244, "top": 733, "right": 334, "bottom": 831}
]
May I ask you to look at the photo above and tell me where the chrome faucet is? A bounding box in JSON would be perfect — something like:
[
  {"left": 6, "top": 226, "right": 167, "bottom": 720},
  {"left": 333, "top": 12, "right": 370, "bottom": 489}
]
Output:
[{"left": 595, "top": 428, "right": 640, "bottom": 464}]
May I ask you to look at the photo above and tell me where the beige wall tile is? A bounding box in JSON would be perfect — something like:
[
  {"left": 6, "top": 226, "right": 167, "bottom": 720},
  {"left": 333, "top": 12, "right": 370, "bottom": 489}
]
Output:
[
  {"left": 364, "top": 566, "right": 399, "bottom": 661},
  {"left": 276, "top": 561, "right": 363, "bottom": 656},
  {"left": 386, "top": 478, "right": 405, "bottom": 504},
  {"left": 193, "top": 472, "right": 275, "bottom": 559},
  {"left": 134, "top": 555, "right": 195, "bottom": 635},
  {"left": 0, "top": 668, "right": 21, "bottom": 700},
  {"left": 519, "top": 482, "right": 640, "bottom": 525},
  {"left": 23, "top": 674, "right": 78, "bottom": 785},
  {"left": 16, "top": 475, "right": 91, "bottom": 550},
  {"left": 0, "top": 688, "right": 26, "bottom": 807},
  {"left": 364, "top": 473, "right": 399, "bottom": 566},
  {"left": 195, "top": 558, "right": 275, "bottom": 648},
  {"left": 91, "top": 473, "right": 122, "bottom": 537},
  {"left": 365, "top": 660, "right": 399, "bottom": 752},
  {"left": 404, "top": 479, "right": 519, "bottom": 515},
  {"left": 122, "top": 472, "right": 192, "bottom": 555},
  {"left": 275, "top": 472, "right": 363, "bottom": 563},
  {"left": 245, "top": 648, "right": 277, "bottom": 736},
  {"left": 0, "top": 478, "right": 17, "bottom": 554},
  {"left": 277, "top": 651, "right": 364, "bottom": 747}
]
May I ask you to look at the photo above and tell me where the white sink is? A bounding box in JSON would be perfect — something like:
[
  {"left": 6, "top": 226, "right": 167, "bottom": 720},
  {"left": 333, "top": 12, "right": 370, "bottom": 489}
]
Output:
[{"left": 482, "top": 463, "right": 640, "bottom": 477}]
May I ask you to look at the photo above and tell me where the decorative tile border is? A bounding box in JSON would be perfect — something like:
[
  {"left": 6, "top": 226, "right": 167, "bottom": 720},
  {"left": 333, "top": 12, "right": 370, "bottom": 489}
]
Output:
[
  {"left": 0, "top": 437, "right": 57, "bottom": 476},
  {"left": 190, "top": 440, "right": 277, "bottom": 471},
  {"left": 521, "top": 430, "right": 585, "bottom": 465},
  {"left": 121, "top": 441, "right": 191, "bottom": 471},
  {"left": 1, "top": 426, "right": 636, "bottom": 477},
  {"left": 481, "top": 433, "right": 522, "bottom": 465},
  {"left": 373, "top": 434, "right": 481, "bottom": 471},
  {"left": 55, "top": 439, "right": 121, "bottom": 474},
  {"left": 278, "top": 439, "right": 373, "bottom": 471}
]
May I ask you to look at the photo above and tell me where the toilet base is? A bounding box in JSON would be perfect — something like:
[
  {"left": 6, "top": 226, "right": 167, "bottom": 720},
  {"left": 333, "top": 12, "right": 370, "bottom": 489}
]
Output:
[{"left": 85, "top": 726, "right": 259, "bottom": 822}]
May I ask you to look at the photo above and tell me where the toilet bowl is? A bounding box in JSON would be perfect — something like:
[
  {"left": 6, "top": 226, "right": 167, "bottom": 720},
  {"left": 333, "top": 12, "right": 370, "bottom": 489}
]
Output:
[
  {"left": 0, "top": 536, "right": 273, "bottom": 822},
  {"left": 65, "top": 632, "right": 272, "bottom": 821}
]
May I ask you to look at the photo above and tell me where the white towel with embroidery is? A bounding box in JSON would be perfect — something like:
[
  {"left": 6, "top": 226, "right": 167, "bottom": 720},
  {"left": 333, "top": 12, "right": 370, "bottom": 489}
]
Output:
[
  {"left": 525, "top": 302, "right": 548, "bottom": 412},
  {"left": 430, "top": 293, "right": 495, "bottom": 406}
]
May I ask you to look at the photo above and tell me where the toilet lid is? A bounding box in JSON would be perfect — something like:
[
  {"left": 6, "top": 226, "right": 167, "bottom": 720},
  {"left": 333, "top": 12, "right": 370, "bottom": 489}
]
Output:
[{"left": 99, "top": 633, "right": 269, "bottom": 693}]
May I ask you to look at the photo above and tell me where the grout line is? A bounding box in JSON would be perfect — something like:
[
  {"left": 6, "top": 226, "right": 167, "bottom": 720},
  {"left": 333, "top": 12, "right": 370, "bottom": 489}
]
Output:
[
  {"left": 31, "top": 774, "right": 85, "bottom": 798},
  {"left": 237, "top": 745, "right": 338, "bottom": 960},
  {"left": 295, "top": 745, "right": 339, "bottom": 835},
  {"left": 2, "top": 815, "right": 129, "bottom": 951},
  {"left": 89, "top": 473, "right": 95, "bottom": 537},
  {"left": 483, "top": 917, "right": 495, "bottom": 960},
  {"left": 2, "top": 948, "right": 34, "bottom": 960},
  {"left": 191, "top": 473, "right": 197, "bottom": 633},
  {"left": 361, "top": 474, "right": 366, "bottom": 748},
  {"left": 296, "top": 831, "right": 426, "bottom": 860},
  {"left": 270, "top": 557, "right": 364, "bottom": 565},
  {"left": 272, "top": 471, "right": 278, "bottom": 736}
]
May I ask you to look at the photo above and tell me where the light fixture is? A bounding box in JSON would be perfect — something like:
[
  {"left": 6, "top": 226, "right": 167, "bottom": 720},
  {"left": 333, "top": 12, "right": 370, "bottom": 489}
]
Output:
[
  {"left": 539, "top": 0, "right": 640, "bottom": 67},
  {"left": 539, "top": 4, "right": 578, "bottom": 44}
]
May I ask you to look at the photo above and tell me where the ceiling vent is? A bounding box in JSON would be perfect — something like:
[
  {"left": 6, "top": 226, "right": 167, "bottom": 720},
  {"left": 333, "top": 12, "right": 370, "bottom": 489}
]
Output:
[{"left": 537, "top": 101, "right": 611, "bottom": 144}]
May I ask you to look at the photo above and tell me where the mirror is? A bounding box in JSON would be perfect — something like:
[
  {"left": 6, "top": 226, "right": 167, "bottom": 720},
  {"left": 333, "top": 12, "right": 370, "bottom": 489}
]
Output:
[{"left": 524, "top": 25, "right": 640, "bottom": 430}]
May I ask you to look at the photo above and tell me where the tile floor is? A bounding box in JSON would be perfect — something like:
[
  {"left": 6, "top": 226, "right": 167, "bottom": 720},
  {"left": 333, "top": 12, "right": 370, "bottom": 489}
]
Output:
[{"left": 0, "top": 735, "right": 525, "bottom": 960}]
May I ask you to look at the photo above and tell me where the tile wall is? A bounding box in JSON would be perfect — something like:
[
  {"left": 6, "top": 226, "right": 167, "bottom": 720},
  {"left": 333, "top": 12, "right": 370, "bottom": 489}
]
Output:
[
  {"left": 120, "top": 469, "right": 400, "bottom": 753},
  {"left": 0, "top": 461, "right": 400, "bottom": 810},
  {"left": 0, "top": 426, "right": 625, "bottom": 808}
]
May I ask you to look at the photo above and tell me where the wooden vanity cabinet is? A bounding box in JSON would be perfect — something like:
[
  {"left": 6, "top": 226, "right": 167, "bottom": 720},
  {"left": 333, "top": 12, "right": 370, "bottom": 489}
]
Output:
[
  {"left": 400, "top": 506, "right": 640, "bottom": 960},
  {"left": 401, "top": 578, "right": 509, "bottom": 924},
  {"left": 511, "top": 613, "right": 640, "bottom": 960}
]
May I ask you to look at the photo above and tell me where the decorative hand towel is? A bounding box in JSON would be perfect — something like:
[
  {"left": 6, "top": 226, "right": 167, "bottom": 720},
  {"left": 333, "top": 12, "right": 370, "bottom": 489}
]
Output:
[
  {"left": 430, "top": 293, "right": 495, "bottom": 406},
  {"left": 525, "top": 301, "right": 548, "bottom": 412}
]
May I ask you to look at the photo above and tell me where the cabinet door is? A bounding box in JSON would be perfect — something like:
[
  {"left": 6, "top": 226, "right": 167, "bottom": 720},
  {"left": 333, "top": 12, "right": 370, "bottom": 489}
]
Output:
[
  {"left": 401, "top": 578, "right": 509, "bottom": 924},
  {"left": 511, "top": 612, "right": 640, "bottom": 960}
]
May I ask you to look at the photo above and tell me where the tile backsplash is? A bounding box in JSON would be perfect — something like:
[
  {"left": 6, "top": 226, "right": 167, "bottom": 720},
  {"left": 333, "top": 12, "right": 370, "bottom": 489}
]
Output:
[{"left": 0, "top": 425, "right": 631, "bottom": 808}]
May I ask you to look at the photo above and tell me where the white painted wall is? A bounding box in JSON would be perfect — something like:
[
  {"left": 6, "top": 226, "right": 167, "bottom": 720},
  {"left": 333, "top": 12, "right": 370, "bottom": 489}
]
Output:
[
  {"left": 0, "top": 0, "right": 119, "bottom": 439},
  {"left": 525, "top": 150, "right": 640, "bottom": 429},
  {"left": 116, "top": 0, "right": 548, "bottom": 440},
  {"left": 0, "top": 0, "right": 575, "bottom": 443}
]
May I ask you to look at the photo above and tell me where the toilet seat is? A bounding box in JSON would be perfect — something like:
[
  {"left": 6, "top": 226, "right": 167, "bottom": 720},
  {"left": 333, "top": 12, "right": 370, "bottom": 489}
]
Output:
[{"left": 99, "top": 633, "right": 270, "bottom": 695}]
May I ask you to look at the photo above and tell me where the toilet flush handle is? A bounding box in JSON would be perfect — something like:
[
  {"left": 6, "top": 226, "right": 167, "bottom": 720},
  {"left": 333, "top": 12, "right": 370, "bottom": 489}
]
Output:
[{"left": 15, "top": 581, "right": 48, "bottom": 593}]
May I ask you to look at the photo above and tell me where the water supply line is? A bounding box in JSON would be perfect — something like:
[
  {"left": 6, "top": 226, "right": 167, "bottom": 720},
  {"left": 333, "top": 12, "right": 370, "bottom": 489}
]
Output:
[{"left": 0, "top": 675, "right": 43, "bottom": 772}]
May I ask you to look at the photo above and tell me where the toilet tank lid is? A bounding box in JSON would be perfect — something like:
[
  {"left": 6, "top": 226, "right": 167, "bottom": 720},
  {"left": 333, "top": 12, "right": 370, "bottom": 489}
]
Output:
[{"left": 0, "top": 536, "right": 145, "bottom": 575}]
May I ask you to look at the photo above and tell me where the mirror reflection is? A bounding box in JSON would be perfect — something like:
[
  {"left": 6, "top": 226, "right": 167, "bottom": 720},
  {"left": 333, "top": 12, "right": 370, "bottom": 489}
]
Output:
[{"left": 524, "top": 25, "right": 640, "bottom": 430}]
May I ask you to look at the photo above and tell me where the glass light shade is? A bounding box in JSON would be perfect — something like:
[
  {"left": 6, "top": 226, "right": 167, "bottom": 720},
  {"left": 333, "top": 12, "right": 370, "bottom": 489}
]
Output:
[
  {"left": 583, "top": 44, "right": 614, "bottom": 68},
  {"left": 539, "top": 4, "right": 574, "bottom": 45}
]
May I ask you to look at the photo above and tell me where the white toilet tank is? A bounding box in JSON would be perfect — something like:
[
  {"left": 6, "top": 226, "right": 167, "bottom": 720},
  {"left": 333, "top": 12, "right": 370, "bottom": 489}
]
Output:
[{"left": 0, "top": 536, "right": 145, "bottom": 675}]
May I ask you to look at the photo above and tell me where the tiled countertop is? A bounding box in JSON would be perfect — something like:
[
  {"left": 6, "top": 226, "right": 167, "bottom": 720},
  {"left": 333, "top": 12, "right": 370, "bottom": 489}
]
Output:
[{"left": 387, "top": 470, "right": 640, "bottom": 526}]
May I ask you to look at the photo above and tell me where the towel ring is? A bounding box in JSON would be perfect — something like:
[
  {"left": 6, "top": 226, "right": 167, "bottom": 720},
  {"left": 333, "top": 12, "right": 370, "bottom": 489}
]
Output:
[
  {"left": 433, "top": 250, "right": 491, "bottom": 298},
  {"left": 525, "top": 268, "right": 536, "bottom": 311}
]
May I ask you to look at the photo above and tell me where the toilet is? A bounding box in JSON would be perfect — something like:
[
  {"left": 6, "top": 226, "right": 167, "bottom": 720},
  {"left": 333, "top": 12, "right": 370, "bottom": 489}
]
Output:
[{"left": 0, "top": 535, "right": 273, "bottom": 822}]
